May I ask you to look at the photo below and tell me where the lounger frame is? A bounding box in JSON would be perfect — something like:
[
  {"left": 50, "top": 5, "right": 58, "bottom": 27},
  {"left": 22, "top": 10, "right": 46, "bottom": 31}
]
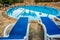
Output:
[
  {"left": 40, "top": 17, "right": 60, "bottom": 40},
  {"left": 3, "top": 17, "right": 30, "bottom": 40}
]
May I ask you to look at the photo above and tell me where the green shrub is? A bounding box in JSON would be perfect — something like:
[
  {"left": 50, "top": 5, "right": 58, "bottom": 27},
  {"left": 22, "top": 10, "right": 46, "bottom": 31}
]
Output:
[
  {"left": 0, "top": 0, "right": 3, "bottom": 3},
  {"left": 13, "top": 0, "right": 24, "bottom": 3},
  {"left": 7, "top": 0, "right": 13, "bottom": 4},
  {"left": 19, "top": 0, "right": 24, "bottom": 3},
  {"left": 34, "top": 0, "right": 44, "bottom": 3}
]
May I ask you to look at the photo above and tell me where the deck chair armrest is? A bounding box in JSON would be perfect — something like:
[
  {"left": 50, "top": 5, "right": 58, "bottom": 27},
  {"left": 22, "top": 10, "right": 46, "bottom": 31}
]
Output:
[
  {"left": 55, "top": 17, "right": 60, "bottom": 21},
  {"left": 55, "top": 21, "right": 60, "bottom": 25},
  {"left": 24, "top": 23, "right": 30, "bottom": 40},
  {"left": 3, "top": 23, "right": 15, "bottom": 37},
  {"left": 52, "top": 16, "right": 60, "bottom": 25}
]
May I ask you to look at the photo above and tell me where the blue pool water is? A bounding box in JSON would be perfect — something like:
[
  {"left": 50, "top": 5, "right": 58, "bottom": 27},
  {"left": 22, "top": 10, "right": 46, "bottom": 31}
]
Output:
[{"left": 6, "top": 6, "right": 60, "bottom": 19}]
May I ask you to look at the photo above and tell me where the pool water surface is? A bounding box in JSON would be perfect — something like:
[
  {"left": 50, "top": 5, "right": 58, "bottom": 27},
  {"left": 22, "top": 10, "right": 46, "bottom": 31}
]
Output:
[{"left": 6, "top": 6, "right": 60, "bottom": 19}]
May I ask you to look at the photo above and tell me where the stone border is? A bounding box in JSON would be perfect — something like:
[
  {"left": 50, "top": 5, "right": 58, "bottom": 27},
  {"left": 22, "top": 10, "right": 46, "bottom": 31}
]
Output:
[{"left": 2, "top": 11, "right": 17, "bottom": 21}]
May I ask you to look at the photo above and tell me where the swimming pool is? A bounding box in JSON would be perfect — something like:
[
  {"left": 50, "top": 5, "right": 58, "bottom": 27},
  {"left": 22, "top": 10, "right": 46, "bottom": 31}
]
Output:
[{"left": 6, "top": 6, "right": 60, "bottom": 19}]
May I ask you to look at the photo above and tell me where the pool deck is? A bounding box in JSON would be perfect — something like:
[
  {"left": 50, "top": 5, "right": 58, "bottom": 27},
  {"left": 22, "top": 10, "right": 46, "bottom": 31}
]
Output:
[
  {"left": 0, "top": 2, "right": 60, "bottom": 40},
  {"left": 0, "top": 10, "right": 17, "bottom": 37}
]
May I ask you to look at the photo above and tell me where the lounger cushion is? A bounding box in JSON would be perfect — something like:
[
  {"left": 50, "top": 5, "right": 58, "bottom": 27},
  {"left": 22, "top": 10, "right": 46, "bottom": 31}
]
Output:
[
  {"left": 9, "top": 17, "right": 28, "bottom": 39},
  {"left": 41, "top": 17, "right": 60, "bottom": 35},
  {"left": 0, "top": 17, "right": 28, "bottom": 39}
]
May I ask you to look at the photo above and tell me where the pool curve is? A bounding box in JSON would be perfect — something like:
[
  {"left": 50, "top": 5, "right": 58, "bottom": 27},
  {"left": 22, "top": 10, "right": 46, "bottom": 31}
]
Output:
[{"left": 6, "top": 6, "right": 60, "bottom": 19}]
